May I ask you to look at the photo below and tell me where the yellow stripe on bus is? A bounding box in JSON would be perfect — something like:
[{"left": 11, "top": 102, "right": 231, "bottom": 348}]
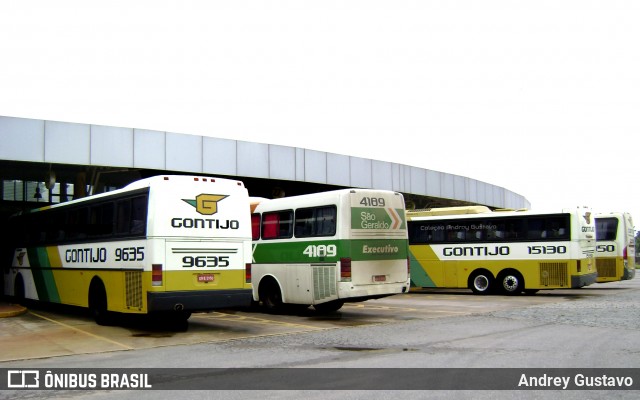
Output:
[{"left": 47, "top": 246, "right": 63, "bottom": 268}]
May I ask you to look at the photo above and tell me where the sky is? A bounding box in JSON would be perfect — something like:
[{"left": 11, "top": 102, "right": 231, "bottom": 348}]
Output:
[{"left": 1, "top": 1, "right": 639, "bottom": 228}]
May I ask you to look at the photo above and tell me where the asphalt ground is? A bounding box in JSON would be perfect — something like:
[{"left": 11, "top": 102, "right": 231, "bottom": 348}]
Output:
[{"left": 2, "top": 278, "right": 638, "bottom": 363}]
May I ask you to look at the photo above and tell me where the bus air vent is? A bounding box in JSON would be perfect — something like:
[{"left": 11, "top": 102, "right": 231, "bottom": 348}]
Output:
[
  {"left": 539, "top": 262, "right": 568, "bottom": 287},
  {"left": 595, "top": 258, "right": 617, "bottom": 278},
  {"left": 313, "top": 265, "right": 337, "bottom": 301},
  {"left": 125, "top": 271, "right": 143, "bottom": 309}
]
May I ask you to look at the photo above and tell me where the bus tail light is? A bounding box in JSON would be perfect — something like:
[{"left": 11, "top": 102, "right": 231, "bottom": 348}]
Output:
[
  {"left": 577, "top": 260, "right": 582, "bottom": 273},
  {"left": 407, "top": 257, "right": 411, "bottom": 275},
  {"left": 152, "top": 264, "right": 163, "bottom": 286},
  {"left": 245, "top": 263, "right": 252, "bottom": 283},
  {"left": 623, "top": 246, "right": 628, "bottom": 261},
  {"left": 340, "top": 257, "right": 352, "bottom": 281}
]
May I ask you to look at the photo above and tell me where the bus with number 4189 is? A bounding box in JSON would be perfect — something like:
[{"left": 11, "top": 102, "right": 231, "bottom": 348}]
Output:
[{"left": 250, "top": 189, "right": 411, "bottom": 313}]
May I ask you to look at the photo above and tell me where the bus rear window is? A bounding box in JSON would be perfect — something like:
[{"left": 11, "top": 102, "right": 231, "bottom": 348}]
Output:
[{"left": 596, "top": 217, "right": 618, "bottom": 241}]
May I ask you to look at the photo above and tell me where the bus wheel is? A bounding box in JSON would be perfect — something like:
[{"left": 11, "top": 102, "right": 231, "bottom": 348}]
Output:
[
  {"left": 14, "top": 274, "right": 26, "bottom": 305},
  {"left": 469, "top": 271, "right": 493, "bottom": 295},
  {"left": 498, "top": 270, "right": 524, "bottom": 295},
  {"left": 89, "top": 279, "right": 112, "bottom": 326},
  {"left": 260, "top": 278, "right": 284, "bottom": 313},
  {"left": 313, "top": 300, "right": 344, "bottom": 314}
]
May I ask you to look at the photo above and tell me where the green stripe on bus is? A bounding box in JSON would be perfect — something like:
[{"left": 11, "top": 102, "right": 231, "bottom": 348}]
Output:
[
  {"left": 409, "top": 252, "right": 436, "bottom": 287},
  {"left": 351, "top": 207, "right": 406, "bottom": 230},
  {"left": 26, "top": 247, "right": 61, "bottom": 303},
  {"left": 253, "top": 239, "right": 408, "bottom": 263},
  {"left": 253, "top": 240, "right": 343, "bottom": 263}
]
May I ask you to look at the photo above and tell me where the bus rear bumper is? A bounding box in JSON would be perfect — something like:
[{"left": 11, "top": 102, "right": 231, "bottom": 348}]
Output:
[
  {"left": 147, "top": 289, "right": 253, "bottom": 313},
  {"left": 338, "top": 282, "right": 410, "bottom": 300},
  {"left": 571, "top": 272, "right": 598, "bottom": 288}
]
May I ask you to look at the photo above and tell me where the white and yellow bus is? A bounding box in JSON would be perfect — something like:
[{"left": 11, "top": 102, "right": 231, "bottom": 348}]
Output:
[
  {"left": 4, "top": 175, "right": 253, "bottom": 325},
  {"left": 250, "top": 189, "right": 410, "bottom": 313},
  {"left": 595, "top": 212, "right": 636, "bottom": 282},
  {"left": 407, "top": 206, "right": 598, "bottom": 295}
]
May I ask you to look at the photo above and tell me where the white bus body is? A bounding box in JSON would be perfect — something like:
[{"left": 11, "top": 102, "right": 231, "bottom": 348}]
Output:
[
  {"left": 595, "top": 212, "right": 636, "bottom": 282},
  {"left": 250, "top": 189, "right": 410, "bottom": 313},
  {"left": 4, "top": 175, "right": 253, "bottom": 324}
]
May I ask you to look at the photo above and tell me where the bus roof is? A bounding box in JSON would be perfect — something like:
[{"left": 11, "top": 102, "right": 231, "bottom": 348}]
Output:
[
  {"left": 406, "top": 206, "right": 491, "bottom": 218},
  {"left": 20, "top": 175, "right": 246, "bottom": 214}
]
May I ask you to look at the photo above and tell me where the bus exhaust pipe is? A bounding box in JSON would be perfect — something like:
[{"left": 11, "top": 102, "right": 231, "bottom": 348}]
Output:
[{"left": 174, "top": 303, "right": 185, "bottom": 312}]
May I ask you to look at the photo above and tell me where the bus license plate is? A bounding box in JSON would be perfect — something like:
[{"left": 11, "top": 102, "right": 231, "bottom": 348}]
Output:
[
  {"left": 198, "top": 274, "right": 215, "bottom": 283},
  {"left": 373, "top": 275, "right": 386, "bottom": 282}
]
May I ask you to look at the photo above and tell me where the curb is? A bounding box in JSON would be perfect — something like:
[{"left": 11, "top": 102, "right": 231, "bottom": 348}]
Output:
[{"left": 0, "top": 304, "right": 28, "bottom": 318}]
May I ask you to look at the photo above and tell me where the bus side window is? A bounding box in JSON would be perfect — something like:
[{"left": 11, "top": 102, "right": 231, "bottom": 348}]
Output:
[
  {"left": 449, "top": 230, "right": 466, "bottom": 241},
  {"left": 130, "top": 196, "right": 147, "bottom": 235},
  {"left": 548, "top": 217, "right": 569, "bottom": 239},
  {"left": 67, "top": 207, "right": 89, "bottom": 240},
  {"left": 316, "top": 206, "right": 336, "bottom": 236},
  {"left": 527, "top": 218, "right": 544, "bottom": 240},
  {"left": 279, "top": 211, "right": 293, "bottom": 238},
  {"left": 431, "top": 227, "right": 444, "bottom": 242},
  {"left": 295, "top": 206, "right": 337, "bottom": 238},
  {"left": 469, "top": 229, "right": 482, "bottom": 241},
  {"left": 506, "top": 222, "right": 522, "bottom": 240},
  {"left": 89, "top": 202, "right": 114, "bottom": 237},
  {"left": 116, "top": 199, "right": 131, "bottom": 235},
  {"left": 262, "top": 211, "right": 293, "bottom": 239},
  {"left": 294, "top": 208, "right": 314, "bottom": 237},
  {"left": 262, "top": 213, "right": 279, "bottom": 239},
  {"left": 46, "top": 212, "right": 65, "bottom": 242},
  {"left": 409, "top": 223, "right": 429, "bottom": 244}
]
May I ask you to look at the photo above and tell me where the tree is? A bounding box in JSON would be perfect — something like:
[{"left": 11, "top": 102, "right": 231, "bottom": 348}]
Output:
[{"left": 636, "top": 231, "right": 640, "bottom": 263}]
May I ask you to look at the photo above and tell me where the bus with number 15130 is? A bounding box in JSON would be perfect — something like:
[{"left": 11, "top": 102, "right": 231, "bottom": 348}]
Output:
[{"left": 407, "top": 206, "right": 598, "bottom": 295}]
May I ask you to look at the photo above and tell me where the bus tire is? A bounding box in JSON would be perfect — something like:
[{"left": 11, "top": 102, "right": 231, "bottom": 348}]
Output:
[
  {"left": 313, "top": 300, "right": 344, "bottom": 314},
  {"left": 469, "top": 270, "right": 493, "bottom": 295},
  {"left": 14, "top": 274, "right": 26, "bottom": 305},
  {"left": 156, "top": 311, "right": 191, "bottom": 331},
  {"left": 259, "top": 278, "right": 284, "bottom": 314},
  {"left": 498, "top": 270, "right": 524, "bottom": 295},
  {"left": 89, "top": 279, "right": 112, "bottom": 326}
]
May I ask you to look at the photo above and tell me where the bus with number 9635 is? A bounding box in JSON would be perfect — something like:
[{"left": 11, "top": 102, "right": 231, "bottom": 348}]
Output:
[{"left": 3, "top": 175, "right": 253, "bottom": 325}]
